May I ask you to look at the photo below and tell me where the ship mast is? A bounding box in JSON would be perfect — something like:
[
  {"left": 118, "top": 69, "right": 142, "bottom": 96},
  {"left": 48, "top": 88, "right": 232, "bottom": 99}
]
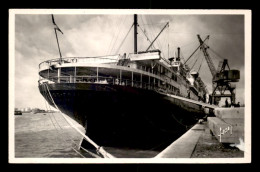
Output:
[
  {"left": 51, "top": 15, "right": 63, "bottom": 64},
  {"left": 55, "top": 28, "right": 62, "bottom": 63},
  {"left": 134, "top": 14, "right": 138, "bottom": 54}
]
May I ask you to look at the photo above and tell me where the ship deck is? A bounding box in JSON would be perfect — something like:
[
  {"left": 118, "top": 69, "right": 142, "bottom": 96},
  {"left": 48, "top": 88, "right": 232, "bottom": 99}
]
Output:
[{"left": 38, "top": 55, "right": 208, "bottom": 102}]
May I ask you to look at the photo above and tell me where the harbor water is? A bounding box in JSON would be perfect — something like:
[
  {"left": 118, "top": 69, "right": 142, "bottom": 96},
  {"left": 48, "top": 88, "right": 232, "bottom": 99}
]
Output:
[{"left": 15, "top": 112, "right": 160, "bottom": 158}]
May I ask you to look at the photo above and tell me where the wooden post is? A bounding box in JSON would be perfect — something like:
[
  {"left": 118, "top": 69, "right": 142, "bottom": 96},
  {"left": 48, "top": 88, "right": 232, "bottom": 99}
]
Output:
[
  {"left": 58, "top": 68, "right": 61, "bottom": 83},
  {"left": 70, "top": 75, "right": 72, "bottom": 83}
]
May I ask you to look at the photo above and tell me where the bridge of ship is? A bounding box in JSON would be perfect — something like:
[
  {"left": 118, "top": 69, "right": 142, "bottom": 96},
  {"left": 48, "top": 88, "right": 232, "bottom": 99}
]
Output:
[{"left": 38, "top": 53, "right": 185, "bottom": 96}]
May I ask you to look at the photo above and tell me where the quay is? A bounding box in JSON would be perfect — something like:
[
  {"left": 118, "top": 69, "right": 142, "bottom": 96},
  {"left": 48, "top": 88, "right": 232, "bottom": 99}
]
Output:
[{"left": 156, "top": 107, "right": 244, "bottom": 158}]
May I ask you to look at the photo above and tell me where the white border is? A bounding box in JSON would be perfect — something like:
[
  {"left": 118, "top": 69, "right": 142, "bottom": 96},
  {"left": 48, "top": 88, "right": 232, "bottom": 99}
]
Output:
[
  {"left": 9, "top": 9, "right": 15, "bottom": 162},
  {"left": 9, "top": 9, "right": 250, "bottom": 15},
  {"left": 8, "top": 9, "right": 251, "bottom": 164}
]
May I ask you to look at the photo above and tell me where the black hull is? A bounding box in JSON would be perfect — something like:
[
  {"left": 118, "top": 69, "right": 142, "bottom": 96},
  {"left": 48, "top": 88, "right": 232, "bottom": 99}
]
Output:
[{"left": 39, "top": 83, "right": 206, "bottom": 150}]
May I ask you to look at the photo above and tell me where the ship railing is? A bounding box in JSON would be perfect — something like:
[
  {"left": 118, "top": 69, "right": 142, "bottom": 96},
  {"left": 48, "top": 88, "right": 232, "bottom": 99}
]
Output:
[
  {"left": 39, "top": 55, "right": 121, "bottom": 71},
  {"left": 38, "top": 58, "right": 60, "bottom": 71},
  {"left": 38, "top": 75, "right": 172, "bottom": 92},
  {"left": 38, "top": 78, "right": 55, "bottom": 85}
]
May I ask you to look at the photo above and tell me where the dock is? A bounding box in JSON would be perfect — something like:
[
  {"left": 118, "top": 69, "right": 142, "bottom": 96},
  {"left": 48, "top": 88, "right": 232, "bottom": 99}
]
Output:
[
  {"left": 156, "top": 123, "right": 205, "bottom": 158},
  {"left": 156, "top": 107, "right": 244, "bottom": 158}
]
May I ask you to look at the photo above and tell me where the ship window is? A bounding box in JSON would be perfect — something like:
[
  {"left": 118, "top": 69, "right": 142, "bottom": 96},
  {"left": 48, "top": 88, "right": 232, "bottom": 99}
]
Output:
[
  {"left": 76, "top": 67, "right": 97, "bottom": 76},
  {"left": 142, "top": 75, "right": 149, "bottom": 89},
  {"left": 172, "top": 74, "right": 177, "bottom": 81},
  {"left": 48, "top": 67, "right": 58, "bottom": 80},
  {"left": 98, "top": 67, "right": 116, "bottom": 78},
  {"left": 60, "top": 67, "right": 75, "bottom": 83},
  {"left": 161, "top": 66, "right": 165, "bottom": 74},
  {"left": 61, "top": 67, "right": 75, "bottom": 76},
  {"left": 121, "top": 70, "right": 132, "bottom": 86}
]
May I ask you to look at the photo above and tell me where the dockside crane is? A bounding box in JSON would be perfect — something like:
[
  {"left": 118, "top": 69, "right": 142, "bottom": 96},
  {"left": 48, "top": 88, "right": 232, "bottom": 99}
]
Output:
[{"left": 197, "top": 35, "right": 240, "bottom": 105}]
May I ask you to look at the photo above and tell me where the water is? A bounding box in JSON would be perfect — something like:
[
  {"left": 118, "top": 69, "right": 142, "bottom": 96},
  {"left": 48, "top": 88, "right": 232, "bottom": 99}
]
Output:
[{"left": 15, "top": 113, "right": 159, "bottom": 158}]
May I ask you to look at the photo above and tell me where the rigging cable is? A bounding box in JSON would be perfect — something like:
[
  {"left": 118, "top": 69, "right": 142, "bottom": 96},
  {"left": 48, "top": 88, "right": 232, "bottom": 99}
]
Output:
[
  {"left": 42, "top": 86, "right": 87, "bottom": 158},
  {"left": 106, "top": 15, "right": 124, "bottom": 55},
  {"left": 151, "top": 21, "right": 163, "bottom": 53},
  {"left": 153, "top": 21, "right": 169, "bottom": 59},
  {"left": 48, "top": 109, "right": 86, "bottom": 158},
  {"left": 147, "top": 16, "right": 160, "bottom": 50},
  {"left": 140, "top": 15, "right": 169, "bottom": 60},
  {"left": 138, "top": 16, "right": 149, "bottom": 50},
  {"left": 42, "top": 85, "right": 100, "bottom": 158},
  {"left": 160, "top": 23, "right": 169, "bottom": 59},
  {"left": 115, "top": 23, "right": 134, "bottom": 54},
  {"left": 43, "top": 83, "right": 107, "bottom": 158},
  {"left": 208, "top": 47, "right": 225, "bottom": 60},
  {"left": 189, "top": 50, "right": 201, "bottom": 70},
  {"left": 49, "top": 108, "right": 101, "bottom": 158},
  {"left": 184, "top": 36, "right": 209, "bottom": 65},
  {"left": 109, "top": 15, "right": 127, "bottom": 55},
  {"left": 168, "top": 26, "right": 170, "bottom": 58},
  {"left": 180, "top": 51, "right": 186, "bottom": 63},
  {"left": 43, "top": 83, "right": 115, "bottom": 158},
  {"left": 171, "top": 113, "right": 194, "bottom": 130},
  {"left": 138, "top": 25, "right": 156, "bottom": 50},
  {"left": 197, "top": 53, "right": 205, "bottom": 73},
  {"left": 180, "top": 40, "right": 198, "bottom": 49},
  {"left": 175, "top": 40, "right": 199, "bottom": 63}
]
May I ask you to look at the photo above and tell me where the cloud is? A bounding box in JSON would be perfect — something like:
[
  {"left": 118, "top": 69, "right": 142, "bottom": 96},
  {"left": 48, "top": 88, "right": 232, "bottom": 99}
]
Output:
[{"left": 14, "top": 13, "right": 246, "bottom": 109}]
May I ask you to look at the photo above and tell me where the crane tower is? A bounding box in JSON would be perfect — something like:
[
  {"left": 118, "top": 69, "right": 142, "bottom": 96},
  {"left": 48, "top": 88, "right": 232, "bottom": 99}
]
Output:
[{"left": 197, "top": 35, "right": 240, "bottom": 105}]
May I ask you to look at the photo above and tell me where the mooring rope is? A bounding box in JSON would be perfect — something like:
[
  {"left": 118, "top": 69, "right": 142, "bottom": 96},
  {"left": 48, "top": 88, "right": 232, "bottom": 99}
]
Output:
[
  {"left": 80, "top": 146, "right": 101, "bottom": 158},
  {"left": 43, "top": 83, "right": 115, "bottom": 158},
  {"left": 171, "top": 113, "right": 194, "bottom": 130},
  {"left": 42, "top": 85, "right": 90, "bottom": 158},
  {"left": 42, "top": 85, "right": 103, "bottom": 158},
  {"left": 42, "top": 84, "right": 105, "bottom": 158},
  {"left": 47, "top": 101, "right": 102, "bottom": 158},
  {"left": 42, "top": 93, "right": 87, "bottom": 158}
]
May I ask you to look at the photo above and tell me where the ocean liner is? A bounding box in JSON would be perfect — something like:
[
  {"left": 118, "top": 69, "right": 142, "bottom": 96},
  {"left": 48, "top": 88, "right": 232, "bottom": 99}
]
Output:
[{"left": 38, "top": 14, "right": 212, "bottom": 151}]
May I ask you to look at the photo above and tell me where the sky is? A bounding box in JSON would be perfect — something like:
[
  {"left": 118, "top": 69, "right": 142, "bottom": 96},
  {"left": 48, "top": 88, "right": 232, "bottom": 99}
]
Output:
[{"left": 13, "top": 11, "right": 246, "bottom": 109}]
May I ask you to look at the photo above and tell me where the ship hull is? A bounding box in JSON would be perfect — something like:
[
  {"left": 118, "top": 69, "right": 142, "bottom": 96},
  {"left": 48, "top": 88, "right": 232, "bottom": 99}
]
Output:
[{"left": 39, "top": 83, "right": 206, "bottom": 150}]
